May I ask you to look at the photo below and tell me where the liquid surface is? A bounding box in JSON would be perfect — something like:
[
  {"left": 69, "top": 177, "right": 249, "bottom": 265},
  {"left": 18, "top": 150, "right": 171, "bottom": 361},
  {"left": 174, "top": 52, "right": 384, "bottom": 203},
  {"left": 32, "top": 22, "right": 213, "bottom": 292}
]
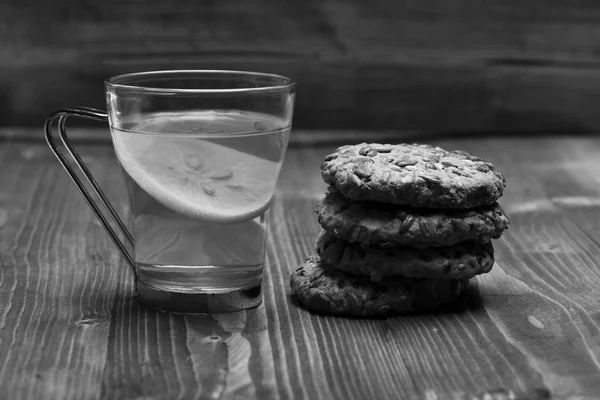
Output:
[{"left": 112, "top": 110, "right": 290, "bottom": 293}]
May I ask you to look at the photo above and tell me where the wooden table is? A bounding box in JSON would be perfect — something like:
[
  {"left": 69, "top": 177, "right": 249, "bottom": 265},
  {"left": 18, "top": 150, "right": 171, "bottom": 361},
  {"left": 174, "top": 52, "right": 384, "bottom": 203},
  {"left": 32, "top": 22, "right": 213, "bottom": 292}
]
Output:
[{"left": 1, "top": 130, "right": 599, "bottom": 400}]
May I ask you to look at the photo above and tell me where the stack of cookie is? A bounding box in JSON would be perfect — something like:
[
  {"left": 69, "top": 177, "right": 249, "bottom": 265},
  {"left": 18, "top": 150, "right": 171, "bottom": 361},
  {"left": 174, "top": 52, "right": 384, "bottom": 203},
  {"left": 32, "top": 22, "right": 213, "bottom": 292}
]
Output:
[{"left": 290, "top": 143, "right": 510, "bottom": 317}]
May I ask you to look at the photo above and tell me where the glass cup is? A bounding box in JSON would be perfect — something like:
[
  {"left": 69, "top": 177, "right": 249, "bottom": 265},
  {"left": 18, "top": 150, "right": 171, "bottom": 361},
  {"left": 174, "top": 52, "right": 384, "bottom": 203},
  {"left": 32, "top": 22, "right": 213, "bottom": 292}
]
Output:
[{"left": 45, "top": 70, "right": 296, "bottom": 313}]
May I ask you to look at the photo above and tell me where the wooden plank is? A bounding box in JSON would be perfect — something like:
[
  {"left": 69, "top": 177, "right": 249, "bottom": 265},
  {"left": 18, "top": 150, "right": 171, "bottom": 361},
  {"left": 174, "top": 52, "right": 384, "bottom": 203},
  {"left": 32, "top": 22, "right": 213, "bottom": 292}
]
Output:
[
  {"left": 4, "top": 0, "right": 600, "bottom": 131},
  {"left": 0, "top": 144, "right": 127, "bottom": 399},
  {"left": 1, "top": 137, "right": 600, "bottom": 398},
  {"left": 6, "top": 60, "right": 600, "bottom": 134},
  {"left": 439, "top": 138, "right": 600, "bottom": 397}
]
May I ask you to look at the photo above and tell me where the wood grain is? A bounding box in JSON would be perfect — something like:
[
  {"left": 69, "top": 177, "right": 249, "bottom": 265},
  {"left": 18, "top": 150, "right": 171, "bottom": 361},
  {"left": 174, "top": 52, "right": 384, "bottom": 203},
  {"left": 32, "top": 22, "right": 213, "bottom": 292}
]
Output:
[
  {"left": 4, "top": 0, "right": 600, "bottom": 132},
  {"left": 1, "top": 133, "right": 600, "bottom": 398}
]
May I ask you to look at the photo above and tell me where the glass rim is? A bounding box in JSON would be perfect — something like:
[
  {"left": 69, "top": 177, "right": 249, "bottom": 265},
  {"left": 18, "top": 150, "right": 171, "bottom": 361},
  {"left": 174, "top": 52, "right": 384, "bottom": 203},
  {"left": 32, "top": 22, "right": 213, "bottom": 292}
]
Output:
[{"left": 104, "top": 69, "right": 296, "bottom": 94}]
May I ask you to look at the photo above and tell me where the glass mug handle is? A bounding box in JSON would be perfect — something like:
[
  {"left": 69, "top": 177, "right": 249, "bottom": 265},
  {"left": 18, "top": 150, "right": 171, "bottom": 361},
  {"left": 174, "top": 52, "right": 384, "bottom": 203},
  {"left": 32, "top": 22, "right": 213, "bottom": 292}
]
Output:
[{"left": 44, "top": 107, "right": 136, "bottom": 278}]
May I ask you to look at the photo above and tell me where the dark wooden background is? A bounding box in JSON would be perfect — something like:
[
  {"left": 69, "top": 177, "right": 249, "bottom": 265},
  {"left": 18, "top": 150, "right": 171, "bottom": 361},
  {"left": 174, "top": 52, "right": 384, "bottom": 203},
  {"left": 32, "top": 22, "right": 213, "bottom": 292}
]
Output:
[{"left": 3, "top": 0, "right": 600, "bottom": 132}]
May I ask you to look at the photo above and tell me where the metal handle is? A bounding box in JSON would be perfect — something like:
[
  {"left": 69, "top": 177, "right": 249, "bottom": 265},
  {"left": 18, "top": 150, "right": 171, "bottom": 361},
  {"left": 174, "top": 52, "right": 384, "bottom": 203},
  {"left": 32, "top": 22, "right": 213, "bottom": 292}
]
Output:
[{"left": 44, "top": 107, "right": 136, "bottom": 277}]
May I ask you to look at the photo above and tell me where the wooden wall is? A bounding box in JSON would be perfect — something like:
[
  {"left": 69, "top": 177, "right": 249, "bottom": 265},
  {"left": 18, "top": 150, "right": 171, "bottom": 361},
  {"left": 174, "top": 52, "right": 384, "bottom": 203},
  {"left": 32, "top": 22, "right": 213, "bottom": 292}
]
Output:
[{"left": 3, "top": 0, "right": 600, "bottom": 132}]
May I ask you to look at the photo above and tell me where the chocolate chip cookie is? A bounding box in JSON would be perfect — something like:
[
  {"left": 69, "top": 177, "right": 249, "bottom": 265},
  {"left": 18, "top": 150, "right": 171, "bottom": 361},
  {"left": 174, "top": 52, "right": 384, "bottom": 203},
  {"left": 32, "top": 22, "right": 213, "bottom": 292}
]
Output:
[
  {"left": 290, "top": 255, "right": 468, "bottom": 317},
  {"left": 316, "top": 230, "right": 495, "bottom": 281},
  {"left": 315, "top": 189, "right": 510, "bottom": 248},
  {"left": 321, "top": 143, "right": 506, "bottom": 209}
]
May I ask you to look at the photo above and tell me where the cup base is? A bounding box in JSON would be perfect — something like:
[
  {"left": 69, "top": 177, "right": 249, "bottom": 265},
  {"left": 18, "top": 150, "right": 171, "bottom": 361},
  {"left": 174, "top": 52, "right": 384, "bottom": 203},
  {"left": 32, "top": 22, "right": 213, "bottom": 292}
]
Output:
[{"left": 136, "top": 280, "right": 262, "bottom": 313}]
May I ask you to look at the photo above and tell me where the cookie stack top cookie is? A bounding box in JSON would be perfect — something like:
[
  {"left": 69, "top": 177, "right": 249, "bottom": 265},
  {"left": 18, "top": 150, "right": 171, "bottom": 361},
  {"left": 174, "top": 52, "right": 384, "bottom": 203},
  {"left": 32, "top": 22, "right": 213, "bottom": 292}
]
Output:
[{"left": 321, "top": 143, "right": 506, "bottom": 209}]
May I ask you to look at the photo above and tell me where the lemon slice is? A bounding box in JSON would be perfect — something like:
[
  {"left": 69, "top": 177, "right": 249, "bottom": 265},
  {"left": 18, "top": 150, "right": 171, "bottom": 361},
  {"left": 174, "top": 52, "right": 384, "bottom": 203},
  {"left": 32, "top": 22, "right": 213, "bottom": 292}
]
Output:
[{"left": 113, "top": 133, "right": 281, "bottom": 223}]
